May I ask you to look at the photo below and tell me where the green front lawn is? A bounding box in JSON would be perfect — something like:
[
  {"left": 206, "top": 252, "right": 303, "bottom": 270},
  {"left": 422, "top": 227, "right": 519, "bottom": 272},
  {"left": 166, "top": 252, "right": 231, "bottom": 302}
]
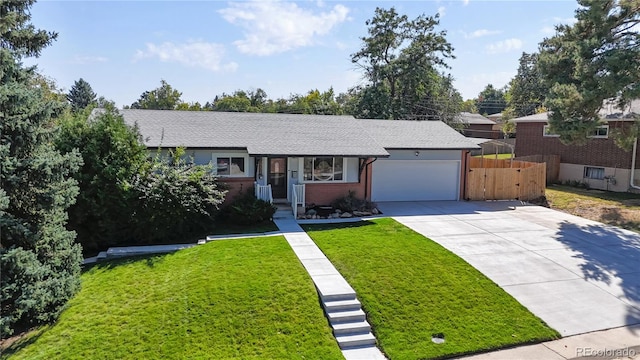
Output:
[
  {"left": 3, "top": 237, "right": 343, "bottom": 360},
  {"left": 304, "top": 219, "right": 559, "bottom": 359}
]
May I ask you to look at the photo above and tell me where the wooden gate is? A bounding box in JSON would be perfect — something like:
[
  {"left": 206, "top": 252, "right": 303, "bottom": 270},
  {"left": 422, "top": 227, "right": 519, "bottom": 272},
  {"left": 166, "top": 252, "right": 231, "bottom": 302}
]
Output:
[{"left": 466, "top": 158, "right": 546, "bottom": 201}]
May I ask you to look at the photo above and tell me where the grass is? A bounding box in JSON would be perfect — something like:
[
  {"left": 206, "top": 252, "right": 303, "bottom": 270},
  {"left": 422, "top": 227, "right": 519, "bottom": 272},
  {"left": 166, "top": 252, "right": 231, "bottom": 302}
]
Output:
[
  {"left": 3, "top": 236, "right": 343, "bottom": 360},
  {"left": 546, "top": 184, "right": 640, "bottom": 233},
  {"left": 303, "top": 219, "right": 559, "bottom": 360},
  {"left": 473, "top": 153, "right": 514, "bottom": 159}
]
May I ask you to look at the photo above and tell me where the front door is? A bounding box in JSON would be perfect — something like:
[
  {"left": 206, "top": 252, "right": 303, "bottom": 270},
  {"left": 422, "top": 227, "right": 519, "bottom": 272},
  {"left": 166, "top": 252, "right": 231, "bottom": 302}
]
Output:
[{"left": 268, "top": 158, "right": 287, "bottom": 199}]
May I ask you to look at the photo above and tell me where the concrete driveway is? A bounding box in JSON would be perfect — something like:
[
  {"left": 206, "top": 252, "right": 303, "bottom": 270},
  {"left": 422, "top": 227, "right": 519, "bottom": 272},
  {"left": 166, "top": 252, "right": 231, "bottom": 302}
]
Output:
[{"left": 377, "top": 201, "right": 640, "bottom": 337}]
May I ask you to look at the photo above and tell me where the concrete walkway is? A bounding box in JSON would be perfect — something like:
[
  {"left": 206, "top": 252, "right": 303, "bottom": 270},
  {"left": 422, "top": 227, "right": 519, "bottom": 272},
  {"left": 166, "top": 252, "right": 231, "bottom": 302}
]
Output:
[
  {"left": 273, "top": 213, "right": 386, "bottom": 360},
  {"left": 458, "top": 324, "right": 640, "bottom": 360},
  {"left": 378, "top": 201, "right": 640, "bottom": 338}
]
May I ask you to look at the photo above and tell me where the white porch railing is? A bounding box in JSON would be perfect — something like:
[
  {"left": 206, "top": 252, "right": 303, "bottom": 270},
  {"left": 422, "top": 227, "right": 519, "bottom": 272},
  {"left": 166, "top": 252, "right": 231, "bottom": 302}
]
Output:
[
  {"left": 254, "top": 182, "right": 273, "bottom": 203},
  {"left": 291, "top": 184, "right": 305, "bottom": 218}
]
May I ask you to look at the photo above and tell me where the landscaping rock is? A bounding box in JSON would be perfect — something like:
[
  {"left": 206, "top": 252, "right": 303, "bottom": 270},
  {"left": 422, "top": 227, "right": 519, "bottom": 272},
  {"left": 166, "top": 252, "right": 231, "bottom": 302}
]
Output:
[
  {"left": 372, "top": 208, "right": 380, "bottom": 215},
  {"left": 340, "top": 212, "right": 353, "bottom": 218},
  {"left": 306, "top": 208, "right": 317, "bottom": 216},
  {"left": 330, "top": 213, "right": 340, "bottom": 219},
  {"left": 352, "top": 211, "right": 371, "bottom": 217}
]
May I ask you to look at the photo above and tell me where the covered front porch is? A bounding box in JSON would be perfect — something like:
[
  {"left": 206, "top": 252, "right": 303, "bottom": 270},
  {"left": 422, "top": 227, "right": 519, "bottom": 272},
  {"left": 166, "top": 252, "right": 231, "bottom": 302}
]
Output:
[{"left": 252, "top": 156, "right": 374, "bottom": 218}]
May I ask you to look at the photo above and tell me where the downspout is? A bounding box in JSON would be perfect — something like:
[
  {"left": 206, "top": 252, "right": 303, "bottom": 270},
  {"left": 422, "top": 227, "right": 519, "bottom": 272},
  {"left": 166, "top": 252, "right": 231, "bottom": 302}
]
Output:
[
  {"left": 361, "top": 157, "right": 378, "bottom": 200},
  {"left": 629, "top": 138, "right": 640, "bottom": 190}
]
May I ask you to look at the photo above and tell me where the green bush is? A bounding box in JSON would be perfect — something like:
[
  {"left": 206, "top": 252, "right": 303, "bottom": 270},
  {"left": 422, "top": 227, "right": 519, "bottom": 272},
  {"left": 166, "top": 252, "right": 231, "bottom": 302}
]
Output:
[
  {"left": 225, "top": 189, "right": 276, "bottom": 226},
  {"left": 331, "top": 190, "right": 376, "bottom": 212},
  {"left": 56, "top": 107, "right": 228, "bottom": 252},
  {"left": 130, "top": 148, "right": 227, "bottom": 243},
  {"left": 55, "top": 105, "right": 149, "bottom": 254}
]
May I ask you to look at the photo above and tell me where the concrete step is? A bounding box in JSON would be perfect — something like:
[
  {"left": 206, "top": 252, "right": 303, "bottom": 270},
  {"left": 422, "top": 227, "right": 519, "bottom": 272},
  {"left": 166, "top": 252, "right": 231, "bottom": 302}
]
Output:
[
  {"left": 97, "top": 251, "right": 108, "bottom": 261},
  {"left": 331, "top": 320, "right": 371, "bottom": 336},
  {"left": 327, "top": 309, "right": 366, "bottom": 324},
  {"left": 319, "top": 291, "right": 356, "bottom": 302},
  {"left": 335, "top": 332, "right": 376, "bottom": 349},
  {"left": 273, "top": 208, "right": 294, "bottom": 219},
  {"left": 323, "top": 298, "right": 361, "bottom": 312}
]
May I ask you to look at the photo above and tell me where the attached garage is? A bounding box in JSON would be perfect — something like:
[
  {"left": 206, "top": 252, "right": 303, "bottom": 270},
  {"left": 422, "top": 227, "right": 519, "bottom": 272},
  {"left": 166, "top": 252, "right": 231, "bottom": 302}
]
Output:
[{"left": 371, "top": 159, "right": 460, "bottom": 201}]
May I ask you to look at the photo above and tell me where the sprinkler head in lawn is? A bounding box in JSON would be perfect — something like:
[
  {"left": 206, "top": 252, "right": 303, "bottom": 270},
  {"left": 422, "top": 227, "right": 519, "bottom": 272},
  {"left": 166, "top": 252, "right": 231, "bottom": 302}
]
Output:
[{"left": 431, "top": 333, "right": 445, "bottom": 344}]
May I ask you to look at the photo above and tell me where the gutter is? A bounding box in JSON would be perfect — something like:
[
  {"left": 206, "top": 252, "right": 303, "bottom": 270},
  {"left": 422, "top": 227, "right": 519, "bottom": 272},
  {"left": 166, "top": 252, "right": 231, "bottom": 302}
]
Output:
[{"left": 630, "top": 138, "right": 640, "bottom": 190}]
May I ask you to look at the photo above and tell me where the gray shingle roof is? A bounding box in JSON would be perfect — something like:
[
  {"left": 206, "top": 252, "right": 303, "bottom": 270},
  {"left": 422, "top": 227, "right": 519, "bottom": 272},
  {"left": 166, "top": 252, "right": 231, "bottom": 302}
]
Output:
[
  {"left": 511, "top": 100, "right": 640, "bottom": 123},
  {"left": 117, "top": 109, "right": 478, "bottom": 156},
  {"left": 358, "top": 119, "right": 480, "bottom": 150},
  {"left": 456, "top": 112, "right": 496, "bottom": 125}
]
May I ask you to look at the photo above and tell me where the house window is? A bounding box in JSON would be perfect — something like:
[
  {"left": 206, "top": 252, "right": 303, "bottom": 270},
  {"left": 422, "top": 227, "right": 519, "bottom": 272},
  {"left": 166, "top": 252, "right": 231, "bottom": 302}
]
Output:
[
  {"left": 584, "top": 166, "right": 605, "bottom": 180},
  {"left": 303, "top": 157, "right": 344, "bottom": 182},
  {"left": 216, "top": 157, "right": 245, "bottom": 176},
  {"left": 543, "top": 125, "right": 559, "bottom": 137},
  {"left": 589, "top": 125, "right": 609, "bottom": 138}
]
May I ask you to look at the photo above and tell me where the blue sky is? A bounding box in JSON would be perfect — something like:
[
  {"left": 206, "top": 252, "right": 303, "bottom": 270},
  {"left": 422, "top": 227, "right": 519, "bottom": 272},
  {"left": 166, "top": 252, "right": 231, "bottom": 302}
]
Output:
[{"left": 28, "top": 0, "right": 578, "bottom": 108}]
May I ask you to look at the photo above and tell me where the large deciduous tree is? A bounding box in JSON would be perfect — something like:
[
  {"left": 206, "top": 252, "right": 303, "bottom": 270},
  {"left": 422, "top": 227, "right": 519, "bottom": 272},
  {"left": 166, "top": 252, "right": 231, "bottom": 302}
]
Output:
[
  {"left": 67, "top": 78, "right": 96, "bottom": 112},
  {"left": 1, "top": 0, "right": 83, "bottom": 337},
  {"left": 538, "top": 0, "right": 640, "bottom": 145},
  {"left": 130, "top": 80, "right": 183, "bottom": 110},
  {"left": 350, "top": 7, "right": 461, "bottom": 124}
]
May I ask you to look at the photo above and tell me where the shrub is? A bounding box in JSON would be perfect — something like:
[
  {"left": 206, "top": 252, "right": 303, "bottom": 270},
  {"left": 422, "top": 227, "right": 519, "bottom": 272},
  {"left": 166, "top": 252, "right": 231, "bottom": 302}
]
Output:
[
  {"left": 331, "top": 190, "right": 376, "bottom": 212},
  {"left": 226, "top": 189, "right": 276, "bottom": 225},
  {"left": 561, "top": 179, "right": 590, "bottom": 189},
  {"left": 55, "top": 105, "right": 149, "bottom": 254},
  {"left": 130, "top": 148, "right": 227, "bottom": 243}
]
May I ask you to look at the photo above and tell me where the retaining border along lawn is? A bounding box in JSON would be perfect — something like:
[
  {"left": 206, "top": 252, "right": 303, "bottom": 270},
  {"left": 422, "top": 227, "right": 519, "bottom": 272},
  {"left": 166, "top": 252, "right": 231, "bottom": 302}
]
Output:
[
  {"left": 304, "top": 218, "right": 559, "bottom": 360},
  {"left": 3, "top": 237, "right": 343, "bottom": 360}
]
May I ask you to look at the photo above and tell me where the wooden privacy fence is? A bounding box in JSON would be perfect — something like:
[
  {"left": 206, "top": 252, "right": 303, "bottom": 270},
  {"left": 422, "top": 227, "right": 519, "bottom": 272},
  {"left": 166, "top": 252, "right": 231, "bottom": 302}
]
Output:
[
  {"left": 514, "top": 154, "right": 560, "bottom": 184},
  {"left": 466, "top": 157, "right": 546, "bottom": 201}
]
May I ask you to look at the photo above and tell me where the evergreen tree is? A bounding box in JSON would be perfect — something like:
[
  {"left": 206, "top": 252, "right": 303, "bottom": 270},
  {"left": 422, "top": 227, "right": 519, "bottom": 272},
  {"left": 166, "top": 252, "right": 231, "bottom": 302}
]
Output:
[
  {"left": 475, "top": 84, "right": 507, "bottom": 116},
  {"left": 0, "top": 0, "right": 83, "bottom": 337},
  {"left": 505, "top": 52, "right": 547, "bottom": 118},
  {"left": 67, "top": 78, "right": 96, "bottom": 112},
  {"left": 538, "top": 0, "right": 640, "bottom": 145}
]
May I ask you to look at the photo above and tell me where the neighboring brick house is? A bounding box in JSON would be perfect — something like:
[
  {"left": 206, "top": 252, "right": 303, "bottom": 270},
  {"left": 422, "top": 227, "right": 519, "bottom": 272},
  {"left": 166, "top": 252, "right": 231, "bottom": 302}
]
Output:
[
  {"left": 457, "top": 112, "right": 501, "bottom": 139},
  {"left": 513, "top": 102, "right": 640, "bottom": 192}
]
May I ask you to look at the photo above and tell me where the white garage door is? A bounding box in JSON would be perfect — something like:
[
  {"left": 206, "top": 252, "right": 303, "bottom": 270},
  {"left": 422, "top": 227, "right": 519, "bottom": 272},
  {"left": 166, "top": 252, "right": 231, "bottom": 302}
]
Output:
[{"left": 372, "top": 160, "right": 460, "bottom": 201}]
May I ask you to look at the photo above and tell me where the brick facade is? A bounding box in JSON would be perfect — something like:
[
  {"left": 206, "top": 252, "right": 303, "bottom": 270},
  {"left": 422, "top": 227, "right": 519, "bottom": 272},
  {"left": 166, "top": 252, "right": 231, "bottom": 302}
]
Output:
[
  {"left": 304, "top": 160, "right": 373, "bottom": 205},
  {"left": 462, "top": 124, "right": 501, "bottom": 139},
  {"left": 515, "top": 121, "right": 638, "bottom": 169},
  {"left": 220, "top": 177, "right": 256, "bottom": 205},
  {"left": 221, "top": 160, "right": 374, "bottom": 206}
]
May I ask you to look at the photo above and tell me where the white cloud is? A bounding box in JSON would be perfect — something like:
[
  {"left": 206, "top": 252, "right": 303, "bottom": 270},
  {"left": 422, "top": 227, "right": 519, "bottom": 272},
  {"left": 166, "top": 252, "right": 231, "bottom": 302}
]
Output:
[
  {"left": 486, "top": 38, "right": 523, "bottom": 54},
  {"left": 463, "top": 0, "right": 470, "bottom": 5},
  {"left": 71, "top": 55, "right": 108, "bottom": 64},
  {"left": 463, "top": 29, "right": 501, "bottom": 39},
  {"left": 540, "top": 25, "right": 556, "bottom": 35},
  {"left": 219, "top": 1, "right": 350, "bottom": 56},
  {"left": 553, "top": 16, "right": 577, "bottom": 25},
  {"left": 133, "top": 41, "right": 238, "bottom": 72},
  {"left": 437, "top": 6, "right": 446, "bottom": 17}
]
